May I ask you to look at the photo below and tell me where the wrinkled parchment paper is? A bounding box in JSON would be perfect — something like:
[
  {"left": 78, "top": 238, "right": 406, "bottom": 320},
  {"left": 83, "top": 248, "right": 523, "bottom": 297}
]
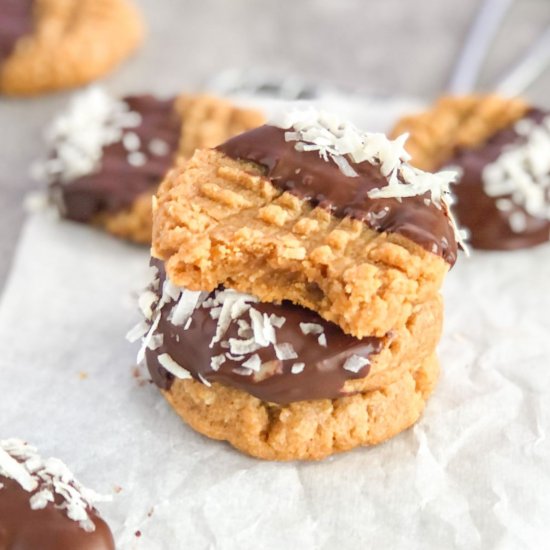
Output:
[{"left": 1, "top": 99, "right": 549, "bottom": 550}]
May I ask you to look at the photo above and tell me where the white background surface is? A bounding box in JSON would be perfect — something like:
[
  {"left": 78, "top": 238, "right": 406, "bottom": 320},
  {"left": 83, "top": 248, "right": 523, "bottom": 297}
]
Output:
[{"left": 0, "top": 98, "right": 549, "bottom": 549}]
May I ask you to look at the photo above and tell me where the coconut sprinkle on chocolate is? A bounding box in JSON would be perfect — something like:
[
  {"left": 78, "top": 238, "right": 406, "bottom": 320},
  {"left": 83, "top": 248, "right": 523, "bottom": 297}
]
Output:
[
  {"left": 130, "top": 262, "right": 381, "bottom": 387},
  {"left": 274, "top": 108, "right": 468, "bottom": 252},
  {"left": 483, "top": 114, "right": 550, "bottom": 230},
  {"left": 32, "top": 87, "right": 143, "bottom": 184},
  {"left": 0, "top": 439, "right": 111, "bottom": 533}
]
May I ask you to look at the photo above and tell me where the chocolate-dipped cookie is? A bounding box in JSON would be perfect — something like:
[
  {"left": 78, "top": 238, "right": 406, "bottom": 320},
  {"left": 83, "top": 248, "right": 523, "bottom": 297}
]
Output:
[
  {"left": 392, "top": 95, "right": 550, "bottom": 250},
  {"left": 152, "top": 110, "right": 464, "bottom": 338},
  {"left": 36, "top": 89, "right": 265, "bottom": 243},
  {"left": 0, "top": 0, "right": 144, "bottom": 96},
  {"left": 0, "top": 439, "right": 114, "bottom": 550}
]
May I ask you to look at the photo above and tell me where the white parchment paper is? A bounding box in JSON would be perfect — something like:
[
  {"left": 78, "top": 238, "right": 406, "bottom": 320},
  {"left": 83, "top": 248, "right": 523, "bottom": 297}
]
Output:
[{"left": 1, "top": 100, "right": 549, "bottom": 550}]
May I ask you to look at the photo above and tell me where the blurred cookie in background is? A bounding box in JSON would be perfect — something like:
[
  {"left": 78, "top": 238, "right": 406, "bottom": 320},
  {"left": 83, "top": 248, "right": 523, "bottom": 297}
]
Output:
[
  {"left": 0, "top": 0, "right": 144, "bottom": 96},
  {"left": 0, "top": 438, "right": 114, "bottom": 550},
  {"left": 33, "top": 88, "right": 265, "bottom": 243},
  {"left": 392, "top": 95, "right": 550, "bottom": 250}
]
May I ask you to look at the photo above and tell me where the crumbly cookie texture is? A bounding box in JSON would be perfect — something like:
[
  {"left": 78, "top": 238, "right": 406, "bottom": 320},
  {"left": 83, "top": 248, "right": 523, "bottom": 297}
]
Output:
[
  {"left": 162, "top": 353, "right": 439, "bottom": 461},
  {"left": 89, "top": 95, "right": 264, "bottom": 244},
  {"left": 391, "top": 94, "right": 529, "bottom": 171},
  {"left": 0, "top": 0, "right": 145, "bottom": 96},
  {"left": 152, "top": 149, "right": 449, "bottom": 338}
]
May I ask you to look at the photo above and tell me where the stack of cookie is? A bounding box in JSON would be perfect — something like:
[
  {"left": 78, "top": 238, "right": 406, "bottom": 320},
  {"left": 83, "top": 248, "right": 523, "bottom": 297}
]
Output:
[{"left": 131, "top": 110, "right": 464, "bottom": 460}]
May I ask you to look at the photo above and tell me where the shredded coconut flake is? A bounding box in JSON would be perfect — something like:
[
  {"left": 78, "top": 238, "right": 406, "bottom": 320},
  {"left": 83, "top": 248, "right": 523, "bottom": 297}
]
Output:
[
  {"left": 127, "top": 151, "right": 147, "bottom": 167},
  {"left": 198, "top": 373, "right": 211, "bottom": 387},
  {"left": 291, "top": 362, "right": 305, "bottom": 374},
  {"left": 228, "top": 337, "right": 261, "bottom": 356},
  {"left": 168, "top": 289, "right": 203, "bottom": 326},
  {"left": 0, "top": 439, "right": 111, "bottom": 532},
  {"left": 32, "top": 87, "right": 142, "bottom": 183},
  {"left": 299, "top": 322, "right": 324, "bottom": 335},
  {"left": 249, "top": 309, "right": 277, "bottom": 347},
  {"left": 241, "top": 354, "right": 262, "bottom": 372},
  {"left": 210, "top": 354, "right": 226, "bottom": 371},
  {"left": 269, "top": 314, "right": 286, "bottom": 328},
  {"left": 232, "top": 367, "right": 253, "bottom": 376},
  {"left": 122, "top": 131, "right": 140, "bottom": 152},
  {"left": 138, "top": 290, "right": 157, "bottom": 320},
  {"left": 126, "top": 320, "right": 150, "bottom": 343},
  {"left": 342, "top": 355, "right": 370, "bottom": 373},
  {"left": 483, "top": 115, "right": 550, "bottom": 225},
  {"left": 275, "top": 343, "right": 298, "bottom": 360},
  {"left": 149, "top": 138, "right": 170, "bottom": 156},
  {"left": 318, "top": 333, "right": 327, "bottom": 347},
  {"left": 157, "top": 353, "right": 192, "bottom": 379}
]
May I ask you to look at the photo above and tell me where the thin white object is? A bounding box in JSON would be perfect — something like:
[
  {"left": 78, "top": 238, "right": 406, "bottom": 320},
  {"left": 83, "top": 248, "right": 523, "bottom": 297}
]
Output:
[
  {"left": 447, "top": 0, "right": 514, "bottom": 94},
  {"left": 495, "top": 26, "right": 550, "bottom": 96}
]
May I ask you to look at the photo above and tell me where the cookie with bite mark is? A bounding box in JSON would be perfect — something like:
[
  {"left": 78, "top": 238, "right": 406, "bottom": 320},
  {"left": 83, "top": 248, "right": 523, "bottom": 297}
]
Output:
[
  {"left": 0, "top": 0, "right": 144, "bottom": 96},
  {"left": 152, "top": 111, "right": 464, "bottom": 338},
  {"left": 0, "top": 439, "right": 114, "bottom": 550},
  {"left": 38, "top": 89, "right": 265, "bottom": 244},
  {"left": 391, "top": 95, "right": 550, "bottom": 250}
]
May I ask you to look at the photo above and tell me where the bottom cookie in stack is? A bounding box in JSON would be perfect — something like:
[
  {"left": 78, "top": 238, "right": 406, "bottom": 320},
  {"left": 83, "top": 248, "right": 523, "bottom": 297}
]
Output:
[{"left": 129, "top": 260, "right": 443, "bottom": 461}]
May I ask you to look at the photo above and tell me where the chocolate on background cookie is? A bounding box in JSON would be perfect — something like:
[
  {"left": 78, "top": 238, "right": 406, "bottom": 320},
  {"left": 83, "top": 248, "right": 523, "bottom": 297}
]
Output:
[
  {"left": 0, "top": 0, "right": 144, "bottom": 96},
  {"left": 392, "top": 95, "right": 550, "bottom": 250},
  {"left": 36, "top": 88, "right": 265, "bottom": 244},
  {"left": 0, "top": 439, "right": 114, "bottom": 550}
]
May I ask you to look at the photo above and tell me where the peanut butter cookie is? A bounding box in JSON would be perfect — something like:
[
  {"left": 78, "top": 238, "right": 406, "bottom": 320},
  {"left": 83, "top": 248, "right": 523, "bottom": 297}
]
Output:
[
  {"left": 392, "top": 95, "right": 550, "bottom": 250},
  {"left": 0, "top": 0, "right": 144, "bottom": 96},
  {"left": 37, "top": 89, "right": 265, "bottom": 243}
]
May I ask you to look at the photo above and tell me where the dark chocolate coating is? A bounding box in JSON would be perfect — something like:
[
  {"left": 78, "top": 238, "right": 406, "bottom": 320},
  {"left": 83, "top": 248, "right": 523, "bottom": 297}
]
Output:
[
  {"left": 53, "top": 95, "right": 180, "bottom": 223},
  {"left": 0, "top": 0, "right": 34, "bottom": 62},
  {"left": 217, "top": 125, "right": 458, "bottom": 265},
  {"left": 146, "top": 261, "right": 383, "bottom": 404},
  {"left": 0, "top": 476, "right": 115, "bottom": 550},
  {"left": 444, "top": 109, "right": 550, "bottom": 250}
]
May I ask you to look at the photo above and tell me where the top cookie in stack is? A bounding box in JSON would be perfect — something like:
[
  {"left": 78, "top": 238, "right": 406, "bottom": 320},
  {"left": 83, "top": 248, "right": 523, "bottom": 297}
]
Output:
[{"left": 152, "top": 109, "right": 464, "bottom": 338}]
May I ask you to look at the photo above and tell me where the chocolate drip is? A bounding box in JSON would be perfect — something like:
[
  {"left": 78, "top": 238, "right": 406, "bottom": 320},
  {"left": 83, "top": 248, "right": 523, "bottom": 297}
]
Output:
[
  {"left": 444, "top": 109, "right": 550, "bottom": 250},
  {"left": 217, "top": 125, "right": 458, "bottom": 264},
  {"left": 145, "top": 261, "right": 383, "bottom": 404},
  {"left": 0, "top": 0, "right": 34, "bottom": 62},
  {"left": 53, "top": 95, "right": 180, "bottom": 223},
  {"left": 0, "top": 476, "right": 115, "bottom": 550}
]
